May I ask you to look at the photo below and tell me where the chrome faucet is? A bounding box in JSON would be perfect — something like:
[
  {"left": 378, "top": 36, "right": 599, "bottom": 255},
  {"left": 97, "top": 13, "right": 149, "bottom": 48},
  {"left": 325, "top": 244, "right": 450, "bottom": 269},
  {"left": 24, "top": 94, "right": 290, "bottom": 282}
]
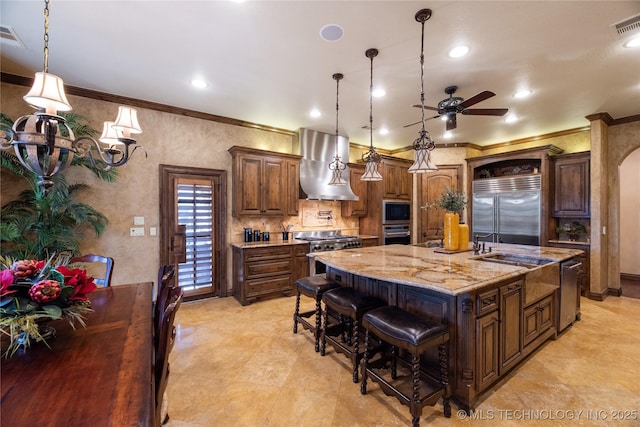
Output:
[{"left": 473, "top": 232, "right": 500, "bottom": 255}]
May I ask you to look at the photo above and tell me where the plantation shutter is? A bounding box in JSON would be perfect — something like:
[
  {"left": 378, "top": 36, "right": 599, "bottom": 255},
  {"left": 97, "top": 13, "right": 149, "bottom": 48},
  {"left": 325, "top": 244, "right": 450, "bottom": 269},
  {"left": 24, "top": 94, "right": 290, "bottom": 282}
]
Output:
[{"left": 176, "top": 179, "right": 214, "bottom": 294}]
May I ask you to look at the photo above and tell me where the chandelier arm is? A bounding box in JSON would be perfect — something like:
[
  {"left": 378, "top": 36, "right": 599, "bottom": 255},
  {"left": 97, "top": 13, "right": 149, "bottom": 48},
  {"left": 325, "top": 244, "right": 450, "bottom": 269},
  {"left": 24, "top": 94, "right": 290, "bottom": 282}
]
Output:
[{"left": 73, "top": 135, "right": 139, "bottom": 170}]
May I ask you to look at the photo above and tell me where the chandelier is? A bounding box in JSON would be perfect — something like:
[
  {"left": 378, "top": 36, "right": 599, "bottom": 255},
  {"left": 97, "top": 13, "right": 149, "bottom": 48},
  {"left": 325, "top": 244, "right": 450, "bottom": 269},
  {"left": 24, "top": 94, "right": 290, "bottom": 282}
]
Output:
[
  {"left": 361, "top": 48, "right": 383, "bottom": 181},
  {"left": 408, "top": 8, "right": 438, "bottom": 173},
  {"left": 328, "top": 73, "right": 347, "bottom": 186},
  {"left": 1, "top": 0, "right": 144, "bottom": 190}
]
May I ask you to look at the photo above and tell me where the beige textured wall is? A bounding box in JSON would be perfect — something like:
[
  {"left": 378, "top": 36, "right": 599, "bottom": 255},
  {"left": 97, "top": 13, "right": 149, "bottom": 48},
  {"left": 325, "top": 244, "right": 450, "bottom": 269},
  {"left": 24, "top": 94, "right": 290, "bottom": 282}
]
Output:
[
  {"left": 1, "top": 82, "right": 296, "bottom": 290},
  {"left": 619, "top": 148, "right": 640, "bottom": 275},
  {"left": 477, "top": 129, "right": 590, "bottom": 157}
]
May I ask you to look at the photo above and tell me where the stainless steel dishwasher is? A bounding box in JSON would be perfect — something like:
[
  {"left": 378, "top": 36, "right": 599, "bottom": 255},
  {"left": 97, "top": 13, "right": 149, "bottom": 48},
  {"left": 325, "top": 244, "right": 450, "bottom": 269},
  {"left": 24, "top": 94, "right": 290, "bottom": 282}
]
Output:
[{"left": 559, "top": 259, "right": 582, "bottom": 332}]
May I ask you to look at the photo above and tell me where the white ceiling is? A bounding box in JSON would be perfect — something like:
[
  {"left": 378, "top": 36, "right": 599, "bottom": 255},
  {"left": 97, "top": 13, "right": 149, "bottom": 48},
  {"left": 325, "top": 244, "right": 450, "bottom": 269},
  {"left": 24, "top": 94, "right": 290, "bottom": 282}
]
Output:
[{"left": 1, "top": 1, "right": 639, "bottom": 150}]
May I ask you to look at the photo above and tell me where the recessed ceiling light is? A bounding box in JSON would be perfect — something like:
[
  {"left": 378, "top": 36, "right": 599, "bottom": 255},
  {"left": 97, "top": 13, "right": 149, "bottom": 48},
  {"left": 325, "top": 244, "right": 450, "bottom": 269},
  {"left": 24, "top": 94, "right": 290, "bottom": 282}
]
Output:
[
  {"left": 372, "top": 88, "right": 386, "bottom": 98},
  {"left": 513, "top": 90, "right": 532, "bottom": 99},
  {"left": 309, "top": 109, "right": 322, "bottom": 118},
  {"left": 505, "top": 113, "right": 518, "bottom": 123},
  {"left": 623, "top": 35, "right": 640, "bottom": 48},
  {"left": 448, "top": 45, "right": 469, "bottom": 58},
  {"left": 379, "top": 127, "right": 389, "bottom": 135},
  {"left": 320, "top": 24, "right": 344, "bottom": 42},
  {"left": 191, "top": 79, "right": 208, "bottom": 89}
]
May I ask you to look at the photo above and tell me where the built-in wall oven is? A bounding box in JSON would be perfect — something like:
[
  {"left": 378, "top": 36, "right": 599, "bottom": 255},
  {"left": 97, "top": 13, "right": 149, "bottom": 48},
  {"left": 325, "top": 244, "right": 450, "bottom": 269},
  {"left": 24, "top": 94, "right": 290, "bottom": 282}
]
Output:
[
  {"left": 382, "top": 200, "right": 411, "bottom": 245},
  {"left": 383, "top": 224, "right": 411, "bottom": 245}
]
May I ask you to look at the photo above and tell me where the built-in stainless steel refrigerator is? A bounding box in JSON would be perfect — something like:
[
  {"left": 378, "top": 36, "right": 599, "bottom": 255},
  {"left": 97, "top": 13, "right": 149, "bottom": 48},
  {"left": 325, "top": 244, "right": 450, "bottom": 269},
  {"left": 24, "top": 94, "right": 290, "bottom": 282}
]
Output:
[{"left": 472, "top": 175, "right": 542, "bottom": 245}]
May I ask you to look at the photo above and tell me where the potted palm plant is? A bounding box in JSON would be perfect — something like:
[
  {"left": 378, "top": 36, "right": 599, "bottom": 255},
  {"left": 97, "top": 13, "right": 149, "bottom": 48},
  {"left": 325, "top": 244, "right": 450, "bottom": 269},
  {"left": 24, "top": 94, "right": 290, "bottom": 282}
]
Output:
[{"left": 0, "top": 112, "right": 115, "bottom": 260}]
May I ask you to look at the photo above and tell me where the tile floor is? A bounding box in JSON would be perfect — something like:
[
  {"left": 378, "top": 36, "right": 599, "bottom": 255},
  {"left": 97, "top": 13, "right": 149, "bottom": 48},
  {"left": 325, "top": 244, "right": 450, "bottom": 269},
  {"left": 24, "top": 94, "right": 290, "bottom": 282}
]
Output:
[{"left": 167, "top": 295, "right": 640, "bottom": 427}]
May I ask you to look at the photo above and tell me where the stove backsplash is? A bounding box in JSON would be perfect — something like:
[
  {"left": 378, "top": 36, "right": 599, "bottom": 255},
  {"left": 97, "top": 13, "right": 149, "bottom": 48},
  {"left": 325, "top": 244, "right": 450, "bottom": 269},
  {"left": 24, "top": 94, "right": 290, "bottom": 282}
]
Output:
[{"left": 231, "top": 200, "right": 359, "bottom": 243}]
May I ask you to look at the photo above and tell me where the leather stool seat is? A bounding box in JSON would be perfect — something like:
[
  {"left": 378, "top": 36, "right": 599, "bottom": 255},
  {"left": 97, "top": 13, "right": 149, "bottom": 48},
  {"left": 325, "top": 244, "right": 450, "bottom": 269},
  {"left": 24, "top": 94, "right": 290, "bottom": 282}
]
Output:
[
  {"left": 293, "top": 275, "right": 340, "bottom": 352},
  {"left": 361, "top": 305, "right": 451, "bottom": 427},
  {"left": 321, "top": 287, "right": 385, "bottom": 383}
]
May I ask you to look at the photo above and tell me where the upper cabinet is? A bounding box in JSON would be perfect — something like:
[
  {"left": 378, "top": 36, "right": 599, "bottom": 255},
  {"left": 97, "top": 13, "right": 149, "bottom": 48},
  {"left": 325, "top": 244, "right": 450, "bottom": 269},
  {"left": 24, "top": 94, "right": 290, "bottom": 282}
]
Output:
[
  {"left": 341, "top": 163, "right": 368, "bottom": 217},
  {"left": 552, "top": 152, "right": 590, "bottom": 218},
  {"left": 416, "top": 165, "right": 463, "bottom": 243},
  {"left": 382, "top": 157, "right": 412, "bottom": 200},
  {"left": 228, "top": 146, "right": 302, "bottom": 217}
]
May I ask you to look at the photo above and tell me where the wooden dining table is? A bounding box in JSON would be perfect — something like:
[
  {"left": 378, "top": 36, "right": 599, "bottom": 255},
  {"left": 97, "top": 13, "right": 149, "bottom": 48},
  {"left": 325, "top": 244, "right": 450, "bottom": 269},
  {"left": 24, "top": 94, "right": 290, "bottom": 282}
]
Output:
[{"left": 1, "top": 282, "right": 155, "bottom": 427}]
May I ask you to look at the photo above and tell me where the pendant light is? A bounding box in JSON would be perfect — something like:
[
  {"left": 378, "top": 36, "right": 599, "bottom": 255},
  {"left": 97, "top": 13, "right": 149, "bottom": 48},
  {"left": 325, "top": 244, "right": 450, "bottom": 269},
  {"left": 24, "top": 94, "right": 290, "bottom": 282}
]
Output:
[
  {"left": 0, "top": 0, "right": 145, "bottom": 191},
  {"left": 328, "top": 73, "right": 347, "bottom": 186},
  {"left": 408, "top": 8, "right": 438, "bottom": 173},
  {"left": 361, "top": 48, "right": 383, "bottom": 181}
]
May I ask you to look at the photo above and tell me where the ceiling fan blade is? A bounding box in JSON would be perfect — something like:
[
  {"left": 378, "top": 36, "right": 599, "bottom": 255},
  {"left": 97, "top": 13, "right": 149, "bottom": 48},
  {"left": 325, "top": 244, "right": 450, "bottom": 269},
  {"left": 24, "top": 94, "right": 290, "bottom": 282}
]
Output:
[
  {"left": 461, "top": 108, "right": 509, "bottom": 116},
  {"left": 411, "top": 104, "right": 439, "bottom": 112},
  {"left": 445, "top": 114, "right": 457, "bottom": 131},
  {"left": 403, "top": 114, "right": 440, "bottom": 128},
  {"left": 457, "top": 90, "right": 495, "bottom": 109},
  {"left": 403, "top": 120, "right": 421, "bottom": 128}
]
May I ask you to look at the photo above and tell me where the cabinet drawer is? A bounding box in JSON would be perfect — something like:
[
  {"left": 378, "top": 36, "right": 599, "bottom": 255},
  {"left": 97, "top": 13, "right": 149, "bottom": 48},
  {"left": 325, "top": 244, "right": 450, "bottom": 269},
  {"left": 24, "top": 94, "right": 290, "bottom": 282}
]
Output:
[
  {"left": 245, "top": 246, "right": 291, "bottom": 262},
  {"left": 292, "top": 244, "right": 309, "bottom": 257},
  {"left": 246, "top": 276, "right": 292, "bottom": 297},
  {"left": 477, "top": 288, "right": 499, "bottom": 316},
  {"left": 246, "top": 259, "right": 292, "bottom": 278}
]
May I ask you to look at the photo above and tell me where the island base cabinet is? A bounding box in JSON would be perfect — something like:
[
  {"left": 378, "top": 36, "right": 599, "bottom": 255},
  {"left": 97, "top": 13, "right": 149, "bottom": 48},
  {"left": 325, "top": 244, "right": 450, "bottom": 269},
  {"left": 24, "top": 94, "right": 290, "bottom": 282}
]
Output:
[
  {"left": 523, "top": 295, "right": 554, "bottom": 347},
  {"left": 500, "top": 281, "right": 523, "bottom": 373},
  {"left": 476, "top": 311, "right": 499, "bottom": 392}
]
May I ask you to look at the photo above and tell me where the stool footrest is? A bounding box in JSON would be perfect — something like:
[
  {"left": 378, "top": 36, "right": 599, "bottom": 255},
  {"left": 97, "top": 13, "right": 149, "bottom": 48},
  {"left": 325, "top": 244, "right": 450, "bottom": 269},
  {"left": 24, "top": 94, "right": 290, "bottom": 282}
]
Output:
[{"left": 364, "top": 364, "right": 445, "bottom": 409}]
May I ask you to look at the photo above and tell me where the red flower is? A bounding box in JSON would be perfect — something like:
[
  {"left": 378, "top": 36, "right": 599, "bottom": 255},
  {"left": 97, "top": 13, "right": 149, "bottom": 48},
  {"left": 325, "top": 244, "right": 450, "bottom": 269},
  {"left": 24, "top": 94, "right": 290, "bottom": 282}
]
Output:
[
  {"left": 55, "top": 265, "right": 97, "bottom": 301},
  {"left": 0, "top": 269, "right": 16, "bottom": 297},
  {"left": 29, "top": 279, "right": 62, "bottom": 303}
]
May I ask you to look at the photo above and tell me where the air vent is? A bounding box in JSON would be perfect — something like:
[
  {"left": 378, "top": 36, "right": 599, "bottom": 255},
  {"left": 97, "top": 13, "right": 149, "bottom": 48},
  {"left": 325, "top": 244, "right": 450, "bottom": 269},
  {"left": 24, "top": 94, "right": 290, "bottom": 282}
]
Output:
[
  {"left": 610, "top": 13, "right": 640, "bottom": 39},
  {"left": 0, "top": 25, "right": 25, "bottom": 48}
]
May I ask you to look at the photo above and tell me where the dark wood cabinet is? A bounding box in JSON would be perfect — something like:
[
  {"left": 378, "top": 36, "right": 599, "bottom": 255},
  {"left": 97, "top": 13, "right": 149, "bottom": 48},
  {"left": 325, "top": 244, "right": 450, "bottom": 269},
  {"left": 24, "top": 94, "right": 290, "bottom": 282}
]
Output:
[
  {"left": 382, "top": 158, "right": 412, "bottom": 200},
  {"left": 228, "top": 146, "right": 302, "bottom": 217},
  {"left": 476, "top": 310, "right": 499, "bottom": 392},
  {"left": 499, "top": 280, "right": 523, "bottom": 373},
  {"left": 552, "top": 152, "right": 590, "bottom": 217},
  {"left": 341, "top": 164, "right": 368, "bottom": 217},
  {"left": 360, "top": 236, "right": 380, "bottom": 247},
  {"left": 232, "top": 242, "right": 309, "bottom": 305},
  {"left": 523, "top": 295, "right": 553, "bottom": 347}
]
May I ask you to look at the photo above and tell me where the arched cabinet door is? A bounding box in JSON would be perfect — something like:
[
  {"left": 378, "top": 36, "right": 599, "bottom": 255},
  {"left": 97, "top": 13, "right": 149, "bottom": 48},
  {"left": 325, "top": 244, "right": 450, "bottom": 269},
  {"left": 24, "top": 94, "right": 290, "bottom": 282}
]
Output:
[{"left": 417, "top": 165, "right": 463, "bottom": 243}]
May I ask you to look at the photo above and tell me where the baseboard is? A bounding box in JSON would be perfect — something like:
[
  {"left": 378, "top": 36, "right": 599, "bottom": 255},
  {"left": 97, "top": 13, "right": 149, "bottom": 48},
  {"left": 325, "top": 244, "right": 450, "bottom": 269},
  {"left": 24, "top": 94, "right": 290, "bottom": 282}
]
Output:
[
  {"left": 608, "top": 287, "right": 622, "bottom": 297},
  {"left": 621, "top": 273, "right": 640, "bottom": 283},
  {"left": 587, "top": 288, "right": 621, "bottom": 300}
]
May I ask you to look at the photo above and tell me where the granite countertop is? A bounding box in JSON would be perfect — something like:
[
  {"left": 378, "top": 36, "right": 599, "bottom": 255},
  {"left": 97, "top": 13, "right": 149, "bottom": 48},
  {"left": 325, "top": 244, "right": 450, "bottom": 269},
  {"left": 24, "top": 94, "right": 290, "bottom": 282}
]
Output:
[
  {"left": 311, "top": 243, "right": 584, "bottom": 296},
  {"left": 231, "top": 239, "right": 309, "bottom": 249}
]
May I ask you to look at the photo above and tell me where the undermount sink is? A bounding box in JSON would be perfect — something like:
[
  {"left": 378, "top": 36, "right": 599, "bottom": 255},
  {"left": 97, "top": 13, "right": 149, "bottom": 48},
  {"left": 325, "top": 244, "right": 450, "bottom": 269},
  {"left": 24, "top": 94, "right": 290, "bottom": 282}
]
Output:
[{"left": 475, "top": 253, "right": 554, "bottom": 269}]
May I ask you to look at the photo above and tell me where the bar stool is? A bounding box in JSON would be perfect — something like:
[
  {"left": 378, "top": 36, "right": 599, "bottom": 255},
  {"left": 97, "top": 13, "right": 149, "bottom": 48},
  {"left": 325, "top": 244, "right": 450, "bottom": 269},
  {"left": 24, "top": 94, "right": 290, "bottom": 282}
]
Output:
[
  {"left": 360, "top": 305, "right": 451, "bottom": 427},
  {"left": 321, "top": 287, "right": 385, "bottom": 383},
  {"left": 293, "top": 274, "right": 340, "bottom": 352}
]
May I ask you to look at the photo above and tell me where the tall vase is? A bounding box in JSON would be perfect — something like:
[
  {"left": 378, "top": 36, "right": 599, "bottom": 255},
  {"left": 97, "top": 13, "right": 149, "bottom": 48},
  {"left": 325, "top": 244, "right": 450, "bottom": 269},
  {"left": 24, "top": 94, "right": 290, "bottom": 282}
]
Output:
[{"left": 443, "top": 212, "right": 459, "bottom": 251}]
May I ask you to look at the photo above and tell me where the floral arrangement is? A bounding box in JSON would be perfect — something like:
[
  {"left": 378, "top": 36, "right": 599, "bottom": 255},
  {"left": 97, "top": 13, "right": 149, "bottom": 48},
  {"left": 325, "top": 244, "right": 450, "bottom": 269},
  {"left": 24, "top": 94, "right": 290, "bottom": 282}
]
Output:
[
  {"left": 0, "top": 254, "right": 97, "bottom": 357},
  {"left": 423, "top": 187, "right": 467, "bottom": 213}
]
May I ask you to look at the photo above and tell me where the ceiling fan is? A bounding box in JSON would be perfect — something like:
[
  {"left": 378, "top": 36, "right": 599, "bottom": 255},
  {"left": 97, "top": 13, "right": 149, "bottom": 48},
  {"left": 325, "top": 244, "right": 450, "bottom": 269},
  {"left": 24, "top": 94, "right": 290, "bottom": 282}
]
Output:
[{"left": 405, "top": 85, "right": 508, "bottom": 131}]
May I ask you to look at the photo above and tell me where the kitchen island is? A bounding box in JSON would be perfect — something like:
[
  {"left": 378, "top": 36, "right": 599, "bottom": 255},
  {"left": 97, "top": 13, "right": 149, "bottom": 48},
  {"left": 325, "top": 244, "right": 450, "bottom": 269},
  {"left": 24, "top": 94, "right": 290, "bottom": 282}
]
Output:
[{"left": 311, "top": 243, "right": 584, "bottom": 411}]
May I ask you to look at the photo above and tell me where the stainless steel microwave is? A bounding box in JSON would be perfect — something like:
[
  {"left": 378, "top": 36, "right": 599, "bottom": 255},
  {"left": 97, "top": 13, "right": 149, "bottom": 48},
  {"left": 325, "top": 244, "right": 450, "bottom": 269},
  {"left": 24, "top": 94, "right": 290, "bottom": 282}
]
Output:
[{"left": 382, "top": 200, "right": 410, "bottom": 224}]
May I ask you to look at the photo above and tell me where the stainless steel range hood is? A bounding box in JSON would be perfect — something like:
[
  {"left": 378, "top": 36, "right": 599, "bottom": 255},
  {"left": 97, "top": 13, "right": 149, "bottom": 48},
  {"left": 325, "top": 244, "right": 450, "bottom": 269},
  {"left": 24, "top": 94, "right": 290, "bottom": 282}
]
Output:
[{"left": 298, "top": 128, "right": 359, "bottom": 201}]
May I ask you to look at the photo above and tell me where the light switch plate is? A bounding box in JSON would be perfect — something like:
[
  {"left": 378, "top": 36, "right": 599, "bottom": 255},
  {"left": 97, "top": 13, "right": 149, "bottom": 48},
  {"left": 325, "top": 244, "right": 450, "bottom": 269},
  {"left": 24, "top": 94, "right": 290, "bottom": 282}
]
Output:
[
  {"left": 149, "top": 227, "right": 157, "bottom": 236},
  {"left": 133, "top": 216, "right": 145, "bottom": 225},
  {"left": 130, "top": 227, "right": 145, "bottom": 237}
]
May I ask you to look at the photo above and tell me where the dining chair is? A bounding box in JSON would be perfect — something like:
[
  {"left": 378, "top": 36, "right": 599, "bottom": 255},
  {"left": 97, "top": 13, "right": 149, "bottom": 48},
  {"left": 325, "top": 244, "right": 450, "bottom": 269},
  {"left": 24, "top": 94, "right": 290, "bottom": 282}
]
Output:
[
  {"left": 155, "top": 286, "right": 184, "bottom": 426},
  {"left": 154, "top": 265, "right": 177, "bottom": 341},
  {"left": 69, "top": 254, "right": 114, "bottom": 287}
]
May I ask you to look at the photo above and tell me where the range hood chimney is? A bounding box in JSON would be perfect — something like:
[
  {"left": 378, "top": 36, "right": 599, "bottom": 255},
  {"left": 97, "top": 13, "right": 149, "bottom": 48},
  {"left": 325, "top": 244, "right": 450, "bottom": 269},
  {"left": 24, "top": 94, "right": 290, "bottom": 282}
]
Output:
[{"left": 298, "top": 128, "right": 359, "bottom": 201}]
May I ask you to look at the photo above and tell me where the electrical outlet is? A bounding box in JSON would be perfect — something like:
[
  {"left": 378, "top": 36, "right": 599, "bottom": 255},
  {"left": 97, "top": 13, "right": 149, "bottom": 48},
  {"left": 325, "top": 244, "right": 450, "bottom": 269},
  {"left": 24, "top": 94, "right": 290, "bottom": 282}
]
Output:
[{"left": 130, "top": 227, "right": 145, "bottom": 237}]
